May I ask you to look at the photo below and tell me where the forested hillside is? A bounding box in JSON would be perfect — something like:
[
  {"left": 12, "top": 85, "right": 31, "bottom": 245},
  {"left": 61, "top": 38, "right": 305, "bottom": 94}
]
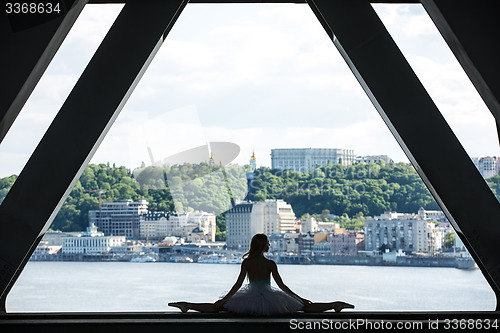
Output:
[
  {"left": 247, "top": 162, "right": 440, "bottom": 218},
  {"left": 2, "top": 162, "right": 498, "bottom": 237}
]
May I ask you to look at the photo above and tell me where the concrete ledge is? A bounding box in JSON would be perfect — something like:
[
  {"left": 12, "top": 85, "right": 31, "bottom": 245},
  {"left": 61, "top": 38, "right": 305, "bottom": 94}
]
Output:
[{"left": 1, "top": 311, "right": 499, "bottom": 332}]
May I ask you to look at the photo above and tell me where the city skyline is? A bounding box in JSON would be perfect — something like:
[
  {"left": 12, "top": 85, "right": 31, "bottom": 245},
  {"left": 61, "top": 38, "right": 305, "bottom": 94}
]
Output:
[{"left": 0, "top": 3, "right": 498, "bottom": 178}]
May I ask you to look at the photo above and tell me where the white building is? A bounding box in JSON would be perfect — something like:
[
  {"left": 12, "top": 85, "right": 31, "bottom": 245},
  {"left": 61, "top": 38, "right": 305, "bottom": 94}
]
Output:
[
  {"left": 364, "top": 212, "right": 443, "bottom": 253},
  {"left": 226, "top": 200, "right": 297, "bottom": 251},
  {"left": 139, "top": 211, "right": 216, "bottom": 242},
  {"left": 62, "top": 223, "right": 126, "bottom": 254},
  {"left": 31, "top": 241, "right": 61, "bottom": 260},
  {"left": 271, "top": 148, "right": 355, "bottom": 172},
  {"left": 317, "top": 221, "right": 340, "bottom": 232},
  {"left": 140, "top": 211, "right": 168, "bottom": 241},
  {"left": 300, "top": 217, "right": 340, "bottom": 233},
  {"left": 257, "top": 199, "right": 296, "bottom": 235},
  {"left": 417, "top": 207, "right": 448, "bottom": 223},
  {"left": 170, "top": 211, "right": 216, "bottom": 241},
  {"left": 472, "top": 156, "right": 500, "bottom": 178},
  {"left": 42, "top": 230, "right": 80, "bottom": 246},
  {"left": 89, "top": 200, "right": 148, "bottom": 238},
  {"left": 312, "top": 241, "right": 331, "bottom": 255},
  {"left": 301, "top": 217, "right": 318, "bottom": 234},
  {"left": 427, "top": 224, "right": 446, "bottom": 254},
  {"left": 267, "top": 233, "right": 299, "bottom": 254}
]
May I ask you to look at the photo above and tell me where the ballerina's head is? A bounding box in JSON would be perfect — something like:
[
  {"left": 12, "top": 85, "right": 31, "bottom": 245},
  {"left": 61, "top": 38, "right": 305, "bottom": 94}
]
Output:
[{"left": 242, "top": 233, "right": 270, "bottom": 259}]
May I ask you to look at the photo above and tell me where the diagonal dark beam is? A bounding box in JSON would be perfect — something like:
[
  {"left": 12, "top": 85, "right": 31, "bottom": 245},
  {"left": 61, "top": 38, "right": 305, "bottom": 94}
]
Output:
[
  {"left": 0, "top": 0, "right": 87, "bottom": 144},
  {"left": 421, "top": 0, "right": 500, "bottom": 145},
  {"left": 308, "top": 0, "right": 500, "bottom": 307},
  {"left": 0, "top": 0, "right": 187, "bottom": 310}
]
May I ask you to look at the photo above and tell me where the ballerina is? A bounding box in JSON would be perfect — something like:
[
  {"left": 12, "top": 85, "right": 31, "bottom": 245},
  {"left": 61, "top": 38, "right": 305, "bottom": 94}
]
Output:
[{"left": 169, "top": 233, "right": 355, "bottom": 315}]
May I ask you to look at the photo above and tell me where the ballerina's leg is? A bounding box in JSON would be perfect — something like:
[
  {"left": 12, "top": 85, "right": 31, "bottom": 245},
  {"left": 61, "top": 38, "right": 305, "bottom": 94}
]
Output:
[
  {"left": 168, "top": 301, "right": 220, "bottom": 313},
  {"left": 303, "top": 301, "right": 355, "bottom": 313}
]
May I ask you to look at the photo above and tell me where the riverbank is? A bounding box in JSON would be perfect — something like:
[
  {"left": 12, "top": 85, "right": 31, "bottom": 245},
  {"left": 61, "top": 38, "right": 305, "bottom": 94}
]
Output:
[
  {"left": 309, "top": 254, "right": 476, "bottom": 269},
  {"left": 30, "top": 252, "right": 477, "bottom": 269}
]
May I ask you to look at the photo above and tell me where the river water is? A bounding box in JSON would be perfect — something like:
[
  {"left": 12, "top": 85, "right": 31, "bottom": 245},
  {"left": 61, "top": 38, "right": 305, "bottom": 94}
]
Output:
[{"left": 6, "top": 261, "right": 496, "bottom": 312}]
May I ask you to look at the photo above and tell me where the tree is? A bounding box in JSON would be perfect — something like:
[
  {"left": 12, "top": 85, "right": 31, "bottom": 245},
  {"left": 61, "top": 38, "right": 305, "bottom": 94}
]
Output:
[
  {"left": 486, "top": 174, "right": 500, "bottom": 201},
  {"left": 379, "top": 243, "right": 390, "bottom": 254},
  {"left": 216, "top": 214, "right": 226, "bottom": 241},
  {"left": 0, "top": 160, "right": 442, "bottom": 232},
  {"left": 52, "top": 205, "right": 81, "bottom": 231},
  {"left": 0, "top": 175, "right": 17, "bottom": 204},
  {"left": 444, "top": 232, "right": 455, "bottom": 249},
  {"left": 321, "top": 209, "right": 331, "bottom": 220},
  {"left": 246, "top": 163, "right": 438, "bottom": 218}
]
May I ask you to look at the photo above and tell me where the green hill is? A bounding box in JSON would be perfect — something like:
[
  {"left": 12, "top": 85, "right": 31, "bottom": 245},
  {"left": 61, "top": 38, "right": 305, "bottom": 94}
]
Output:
[{"left": 2, "top": 161, "right": 498, "bottom": 239}]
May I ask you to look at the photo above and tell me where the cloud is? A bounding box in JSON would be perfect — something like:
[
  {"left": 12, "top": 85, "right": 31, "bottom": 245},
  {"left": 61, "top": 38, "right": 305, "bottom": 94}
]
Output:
[
  {"left": 373, "top": 3, "right": 499, "bottom": 158},
  {"left": 91, "top": 105, "right": 209, "bottom": 168},
  {"left": 125, "top": 3, "right": 372, "bottom": 136},
  {"left": 372, "top": 4, "right": 435, "bottom": 38},
  {"left": 64, "top": 4, "right": 124, "bottom": 53},
  {"left": 131, "top": 3, "right": 362, "bottom": 102},
  {"left": 89, "top": 99, "right": 406, "bottom": 172},
  {"left": 1, "top": 3, "right": 496, "bottom": 178},
  {"left": 201, "top": 119, "right": 406, "bottom": 167}
]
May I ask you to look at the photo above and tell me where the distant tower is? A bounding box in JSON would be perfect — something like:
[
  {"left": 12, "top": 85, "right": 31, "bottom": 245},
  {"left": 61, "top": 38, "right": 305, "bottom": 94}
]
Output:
[
  {"left": 250, "top": 150, "right": 257, "bottom": 172},
  {"left": 208, "top": 152, "right": 215, "bottom": 167}
]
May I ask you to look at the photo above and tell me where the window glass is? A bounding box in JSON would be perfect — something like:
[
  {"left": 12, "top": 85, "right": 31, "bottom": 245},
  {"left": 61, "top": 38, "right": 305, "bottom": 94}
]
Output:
[{"left": 6, "top": 4, "right": 495, "bottom": 312}]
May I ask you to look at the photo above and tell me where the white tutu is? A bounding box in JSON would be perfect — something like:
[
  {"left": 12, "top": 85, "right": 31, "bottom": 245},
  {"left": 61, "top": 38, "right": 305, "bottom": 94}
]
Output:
[{"left": 223, "top": 279, "right": 304, "bottom": 316}]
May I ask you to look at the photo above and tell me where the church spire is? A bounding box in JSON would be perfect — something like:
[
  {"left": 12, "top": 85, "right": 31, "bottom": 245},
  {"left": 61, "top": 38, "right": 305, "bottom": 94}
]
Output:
[
  {"left": 250, "top": 150, "right": 256, "bottom": 161},
  {"left": 208, "top": 152, "right": 215, "bottom": 166},
  {"left": 249, "top": 150, "right": 257, "bottom": 171}
]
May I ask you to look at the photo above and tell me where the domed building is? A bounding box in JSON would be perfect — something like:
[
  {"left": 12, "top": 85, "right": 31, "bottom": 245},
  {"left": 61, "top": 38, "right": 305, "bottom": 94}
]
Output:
[{"left": 187, "top": 226, "right": 210, "bottom": 242}]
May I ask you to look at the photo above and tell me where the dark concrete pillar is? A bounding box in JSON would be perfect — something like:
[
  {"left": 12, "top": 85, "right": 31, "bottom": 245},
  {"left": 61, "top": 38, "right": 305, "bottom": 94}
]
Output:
[
  {"left": 421, "top": 0, "right": 500, "bottom": 144},
  {"left": 0, "top": 0, "right": 87, "bottom": 144}
]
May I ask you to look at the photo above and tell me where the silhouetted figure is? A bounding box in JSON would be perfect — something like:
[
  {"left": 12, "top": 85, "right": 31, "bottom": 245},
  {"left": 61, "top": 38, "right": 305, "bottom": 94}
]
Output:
[{"left": 169, "top": 233, "right": 354, "bottom": 315}]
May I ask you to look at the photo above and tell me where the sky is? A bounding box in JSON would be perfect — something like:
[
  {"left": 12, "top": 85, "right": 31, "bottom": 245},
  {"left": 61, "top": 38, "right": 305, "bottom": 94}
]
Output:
[{"left": 0, "top": 3, "right": 498, "bottom": 177}]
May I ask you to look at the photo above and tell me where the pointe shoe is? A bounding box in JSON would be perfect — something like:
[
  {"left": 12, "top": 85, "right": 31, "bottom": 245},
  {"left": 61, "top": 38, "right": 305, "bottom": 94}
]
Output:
[
  {"left": 168, "top": 302, "right": 189, "bottom": 313},
  {"left": 333, "top": 301, "right": 355, "bottom": 312}
]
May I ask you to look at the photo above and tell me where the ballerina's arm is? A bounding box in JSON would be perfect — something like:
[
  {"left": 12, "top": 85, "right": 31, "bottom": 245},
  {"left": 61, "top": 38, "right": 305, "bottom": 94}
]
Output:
[
  {"left": 271, "top": 260, "right": 311, "bottom": 305},
  {"left": 214, "top": 260, "right": 248, "bottom": 308}
]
